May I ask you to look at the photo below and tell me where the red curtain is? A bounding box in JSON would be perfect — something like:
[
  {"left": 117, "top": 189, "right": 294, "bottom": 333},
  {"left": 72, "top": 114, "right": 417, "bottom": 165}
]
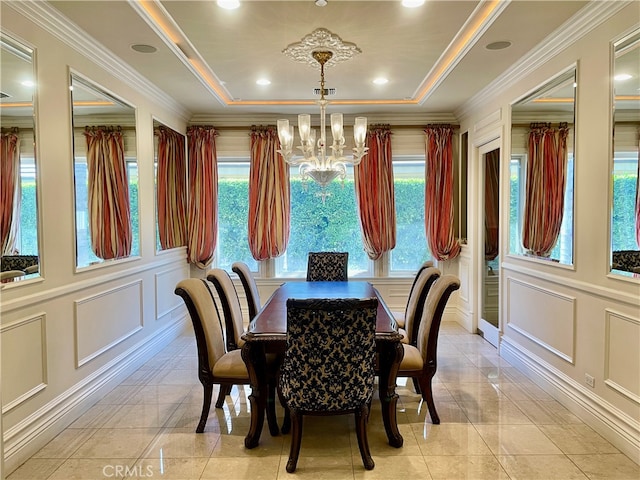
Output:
[
  {"left": 248, "top": 126, "right": 290, "bottom": 261},
  {"left": 424, "top": 125, "right": 461, "bottom": 260},
  {"left": 156, "top": 126, "right": 187, "bottom": 249},
  {"left": 186, "top": 126, "right": 218, "bottom": 268},
  {"left": 355, "top": 124, "right": 396, "bottom": 260},
  {"left": 522, "top": 123, "right": 569, "bottom": 257},
  {"left": 0, "top": 129, "right": 20, "bottom": 255},
  {"left": 84, "top": 126, "right": 132, "bottom": 260},
  {"left": 484, "top": 149, "right": 500, "bottom": 261}
]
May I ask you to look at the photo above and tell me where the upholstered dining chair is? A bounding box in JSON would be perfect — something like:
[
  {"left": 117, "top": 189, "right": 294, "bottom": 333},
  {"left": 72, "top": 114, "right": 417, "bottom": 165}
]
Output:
[
  {"left": 306, "top": 251, "right": 349, "bottom": 281},
  {"left": 392, "top": 260, "right": 434, "bottom": 326},
  {"left": 280, "top": 297, "right": 378, "bottom": 473},
  {"left": 231, "top": 261, "right": 261, "bottom": 321},
  {"left": 397, "top": 266, "right": 441, "bottom": 346},
  {"left": 397, "top": 275, "right": 460, "bottom": 424},
  {"left": 174, "top": 278, "right": 252, "bottom": 433}
]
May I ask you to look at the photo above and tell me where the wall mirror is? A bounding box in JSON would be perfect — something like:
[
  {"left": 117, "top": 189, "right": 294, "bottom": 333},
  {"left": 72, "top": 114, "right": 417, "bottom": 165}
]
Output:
[
  {"left": 70, "top": 73, "right": 139, "bottom": 268},
  {"left": 153, "top": 119, "right": 187, "bottom": 253},
  {"left": 610, "top": 29, "right": 640, "bottom": 278},
  {"left": 0, "top": 33, "right": 41, "bottom": 284},
  {"left": 510, "top": 67, "right": 576, "bottom": 266}
]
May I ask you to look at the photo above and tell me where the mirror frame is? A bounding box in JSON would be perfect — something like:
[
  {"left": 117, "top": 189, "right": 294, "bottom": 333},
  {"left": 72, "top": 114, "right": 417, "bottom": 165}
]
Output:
[
  {"left": 608, "top": 28, "right": 640, "bottom": 280},
  {"left": 0, "top": 31, "right": 42, "bottom": 286},
  {"left": 70, "top": 70, "right": 140, "bottom": 270},
  {"left": 509, "top": 65, "right": 577, "bottom": 268}
]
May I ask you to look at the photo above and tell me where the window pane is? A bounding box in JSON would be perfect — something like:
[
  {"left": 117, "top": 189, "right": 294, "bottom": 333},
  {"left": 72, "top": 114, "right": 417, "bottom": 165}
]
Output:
[
  {"left": 216, "top": 160, "right": 258, "bottom": 272},
  {"left": 611, "top": 152, "right": 639, "bottom": 252},
  {"left": 277, "top": 166, "right": 370, "bottom": 277},
  {"left": 18, "top": 157, "right": 38, "bottom": 255},
  {"left": 391, "top": 158, "right": 430, "bottom": 271}
]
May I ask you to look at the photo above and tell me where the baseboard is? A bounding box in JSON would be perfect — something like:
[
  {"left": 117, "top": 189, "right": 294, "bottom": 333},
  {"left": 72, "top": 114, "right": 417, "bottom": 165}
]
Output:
[
  {"left": 500, "top": 336, "right": 640, "bottom": 465},
  {"left": 3, "top": 315, "right": 189, "bottom": 474}
]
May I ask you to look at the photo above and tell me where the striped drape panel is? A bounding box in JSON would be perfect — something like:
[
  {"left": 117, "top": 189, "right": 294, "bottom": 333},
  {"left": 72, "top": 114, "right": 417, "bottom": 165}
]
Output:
[
  {"left": 186, "top": 126, "right": 218, "bottom": 268},
  {"left": 522, "top": 123, "right": 569, "bottom": 257},
  {"left": 84, "top": 127, "right": 132, "bottom": 260},
  {"left": 0, "top": 130, "right": 20, "bottom": 255},
  {"left": 635, "top": 131, "right": 639, "bottom": 248},
  {"left": 156, "top": 127, "right": 187, "bottom": 249},
  {"left": 248, "top": 126, "right": 290, "bottom": 261},
  {"left": 354, "top": 124, "right": 396, "bottom": 260},
  {"left": 484, "top": 149, "right": 500, "bottom": 261},
  {"left": 424, "top": 125, "right": 461, "bottom": 260}
]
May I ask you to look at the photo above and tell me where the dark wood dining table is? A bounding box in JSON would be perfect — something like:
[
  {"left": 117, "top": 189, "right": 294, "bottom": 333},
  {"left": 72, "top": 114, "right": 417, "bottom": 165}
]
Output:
[{"left": 240, "top": 281, "right": 405, "bottom": 449}]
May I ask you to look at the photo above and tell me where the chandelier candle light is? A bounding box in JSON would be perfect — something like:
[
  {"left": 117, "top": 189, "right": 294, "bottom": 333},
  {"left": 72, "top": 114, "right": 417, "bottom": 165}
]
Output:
[{"left": 277, "top": 30, "right": 368, "bottom": 191}]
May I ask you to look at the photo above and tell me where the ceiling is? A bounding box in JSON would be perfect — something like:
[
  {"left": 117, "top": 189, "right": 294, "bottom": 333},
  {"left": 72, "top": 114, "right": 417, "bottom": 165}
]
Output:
[{"left": 3, "top": 0, "right": 628, "bottom": 122}]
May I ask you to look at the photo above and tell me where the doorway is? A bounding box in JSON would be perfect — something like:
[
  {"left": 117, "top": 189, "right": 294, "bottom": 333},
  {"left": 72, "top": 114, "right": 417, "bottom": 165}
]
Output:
[{"left": 478, "top": 143, "right": 501, "bottom": 347}]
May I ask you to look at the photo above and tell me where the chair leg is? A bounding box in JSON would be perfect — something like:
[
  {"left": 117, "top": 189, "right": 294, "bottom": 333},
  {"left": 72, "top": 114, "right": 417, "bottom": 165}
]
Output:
[
  {"left": 355, "top": 406, "right": 375, "bottom": 470},
  {"left": 197, "top": 383, "right": 213, "bottom": 433},
  {"left": 411, "top": 377, "right": 422, "bottom": 395},
  {"left": 418, "top": 375, "right": 439, "bottom": 424},
  {"left": 215, "top": 384, "right": 231, "bottom": 409},
  {"left": 266, "top": 382, "right": 280, "bottom": 436},
  {"left": 286, "top": 411, "right": 303, "bottom": 473},
  {"left": 277, "top": 384, "right": 291, "bottom": 434}
]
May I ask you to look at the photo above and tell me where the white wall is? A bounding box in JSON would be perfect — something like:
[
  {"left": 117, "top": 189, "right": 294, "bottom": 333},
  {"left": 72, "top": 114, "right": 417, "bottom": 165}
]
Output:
[
  {"left": 457, "top": 3, "right": 640, "bottom": 463},
  {"left": 0, "top": 4, "right": 191, "bottom": 473}
]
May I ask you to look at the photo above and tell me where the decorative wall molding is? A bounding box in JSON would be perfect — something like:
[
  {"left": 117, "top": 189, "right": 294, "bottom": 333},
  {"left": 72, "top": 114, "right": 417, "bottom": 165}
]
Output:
[
  {"left": 604, "top": 309, "right": 640, "bottom": 405},
  {"left": 155, "top": 264, "right": 189, "bottom": 320},
  {"left": 506, "top": 277, "right": 576, "bottom": 364},
  {"left": 474, "top": 109, "right": 502, "bottom": 133},
  {"left": 1, "top": 253, "right": 186, "bottom": 314},
  {"left": 74, "top": 281, "right": 143, "bottom": 367},
  {"left": 3, "top": 317, "right": 188, "bottom": 474},
  {"left": 501, "top": 336, "right": 640, "bottom": 463},
  {"left": 1, "top": 313, "right": 47, "bottom": 414}
]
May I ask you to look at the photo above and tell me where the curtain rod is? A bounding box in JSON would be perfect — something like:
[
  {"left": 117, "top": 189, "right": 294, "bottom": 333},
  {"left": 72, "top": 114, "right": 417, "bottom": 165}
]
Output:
[
  {"left": 199, "top": 124, "right": 460, "bottom": 131},
  {"left": 511, "top": 123, "right": 574, "bottom": 128}
]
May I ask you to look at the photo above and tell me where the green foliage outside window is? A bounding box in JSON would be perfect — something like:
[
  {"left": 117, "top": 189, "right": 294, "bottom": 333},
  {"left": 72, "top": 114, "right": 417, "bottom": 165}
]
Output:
[{"left": 612, "top": 173, "right": 638, "bottom": 251}]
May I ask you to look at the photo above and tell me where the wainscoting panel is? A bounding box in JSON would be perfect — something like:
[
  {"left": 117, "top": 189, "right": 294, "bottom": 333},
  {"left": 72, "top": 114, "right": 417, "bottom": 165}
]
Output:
[
  {"left": 155, "top": 265, "right": 188, "bottom": 320},
  {"left": 604, "top": 309, "right": 640, "bottom": 405},
  {"left": 506, "top": 277, "right": 576, "bottom": 363},
  {"left": 74, "top": 281, "right": 143, "bottom": 367},
  {"left": 1, "top": 313, "right": 47, "bottom": 413}
]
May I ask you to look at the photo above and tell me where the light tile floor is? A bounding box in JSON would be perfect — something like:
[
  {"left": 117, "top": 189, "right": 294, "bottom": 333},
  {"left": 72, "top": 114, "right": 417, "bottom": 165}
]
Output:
[{"left": 8, "top": 322, "right": 640, "bottom": 479}]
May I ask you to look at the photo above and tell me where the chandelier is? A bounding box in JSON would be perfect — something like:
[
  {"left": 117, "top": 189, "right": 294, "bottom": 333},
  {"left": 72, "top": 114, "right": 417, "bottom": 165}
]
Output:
[{"left": 276, "top": 30, "right": 368, "bottom": 191}]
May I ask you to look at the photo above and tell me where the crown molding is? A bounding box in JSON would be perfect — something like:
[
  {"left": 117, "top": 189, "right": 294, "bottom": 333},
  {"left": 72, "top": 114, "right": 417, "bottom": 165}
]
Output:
[
  {"left": 456, "top": 1, "right": 633, "bottom": 119},
  {"left": 6, "top": 0, "right": 190, "bottom": 122}
]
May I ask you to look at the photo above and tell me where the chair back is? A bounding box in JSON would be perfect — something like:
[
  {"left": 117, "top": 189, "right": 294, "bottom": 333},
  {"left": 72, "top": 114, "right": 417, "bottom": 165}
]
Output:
[
  {"left": 404, "top": 266, "right": 440, "bottom": 345},
  {"left": 404, "top": 260, "right": 434, "bottom": 317},
  {"left": 306, "top": 251, "right": 349, "bottom": 281},
  {"left": 280, "top": 297, "right": 378, "bottom": 412},
  {"left": 416, "top": 275, "right": 461, "bottom": 364},
  {"left": 231, "top": 261, "right": 261, "bottom": 321},
  {"left": 206, "top": 268, "right": 245, "bottom": 351},
  {"left": 174, "top": 279, "right": 227, "bottom": 378}
]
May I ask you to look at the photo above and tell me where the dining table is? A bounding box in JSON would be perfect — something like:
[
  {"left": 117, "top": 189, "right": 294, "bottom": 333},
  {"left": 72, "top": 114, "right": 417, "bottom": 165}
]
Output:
[{"left": 240, "top": 280, "right": 405, "bottom": 449}]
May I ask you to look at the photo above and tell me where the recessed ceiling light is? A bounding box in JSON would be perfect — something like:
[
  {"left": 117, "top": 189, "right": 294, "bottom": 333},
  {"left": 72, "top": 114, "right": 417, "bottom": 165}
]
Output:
[
  {"left": 21, "top": 80, "right": 34, "bottom": 87},
  {"left": 256, "top": 78, "right": 271, "bottom": 86},
  {"left": 373, "top": 77, "right": 388, "bottom": 85},
  {"left": 614, "top": 73, "right": 633, "bottom": 81},
  {"left": 131, "top": 44, "right": 157, "bottom": 53},
  {"left": 217, "top": 0, "right": 240, "bottom": 9},
  {"left": 402, "top": 0, "right": 425, "bottom": 7},
  {"left": 485, "top": 41, "right": 512, "bottom": 50},
  {"left": 315, "top": 0, "right": 328, "bottom": 6}
]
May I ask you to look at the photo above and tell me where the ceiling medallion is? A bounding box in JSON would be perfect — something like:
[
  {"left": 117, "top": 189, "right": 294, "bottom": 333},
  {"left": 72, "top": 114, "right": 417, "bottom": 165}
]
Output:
[{"left": 282, "top": 28, "right": 361, "bottom": 69}]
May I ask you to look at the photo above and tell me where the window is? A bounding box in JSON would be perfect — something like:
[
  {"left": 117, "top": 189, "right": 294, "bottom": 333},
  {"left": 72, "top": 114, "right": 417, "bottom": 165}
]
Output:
[
  {"left": 276, "top": 165, "right": 371, "bottom": 277},
  {"left": 216, "top": 158, "right": 258, "bottom": 272},
  {"left": 74, "top": 158, "right": 139, "bottom": 267},
  {"left": 16, "top": 157, "right": 38, "bottom": 255},
  {"left": 390, "top": 157, "right": 430, "bottom": 272},
  {"left": 611, "top": 152, "right": 639, "bottom": 252},
  {"left": 509, "top": 153, "right": 574, "bottom": 264}
]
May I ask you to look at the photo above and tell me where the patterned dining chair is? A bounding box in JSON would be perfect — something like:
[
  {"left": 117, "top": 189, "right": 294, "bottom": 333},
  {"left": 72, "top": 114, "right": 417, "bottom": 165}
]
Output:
[
  {"left": 397, "top": 275, "right": 460, "bottom": 424},
  {"left": 280, "top": 297, "right": 378, "bottom": 472},
  {"left": 174, "top": 278, "right": 251, "bottom": 433},
  {"left": 306, "top": 251, "right": 348, "bottom": 281},
  {"left": 231, "top": 261, "right": 261, "bottom": 321}
]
